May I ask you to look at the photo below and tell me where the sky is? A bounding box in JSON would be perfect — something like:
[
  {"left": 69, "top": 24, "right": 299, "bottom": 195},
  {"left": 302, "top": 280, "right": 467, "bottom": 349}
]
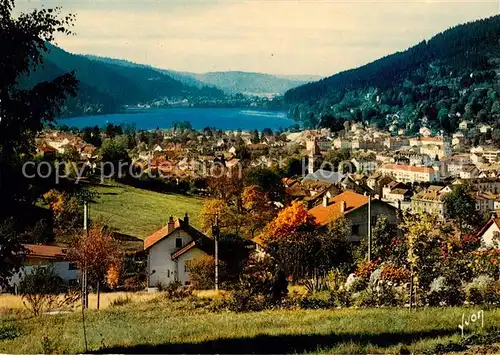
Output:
[{"left": 13, "top": 0, "right": 500, "bottom": 76}]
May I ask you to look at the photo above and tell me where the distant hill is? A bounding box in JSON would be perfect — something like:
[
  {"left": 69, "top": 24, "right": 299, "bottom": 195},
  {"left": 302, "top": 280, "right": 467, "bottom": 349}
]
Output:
[
  {"left": 84, "top": 55, "right": 319, "bottom": 96},
  {"left": 284, "top": 15, "right": 500, "bottom": 133},
  {"left": 20, "top": 45, "right": 225, "bottom": 117},
  {"left": 187, "top": 71, "right": 322, "bottom": 95}
]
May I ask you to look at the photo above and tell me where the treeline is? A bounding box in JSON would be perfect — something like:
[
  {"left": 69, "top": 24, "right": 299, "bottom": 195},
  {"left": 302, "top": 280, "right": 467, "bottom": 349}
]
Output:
[{"left": 284, "top": 15, "right": 500, "bottom": 133}]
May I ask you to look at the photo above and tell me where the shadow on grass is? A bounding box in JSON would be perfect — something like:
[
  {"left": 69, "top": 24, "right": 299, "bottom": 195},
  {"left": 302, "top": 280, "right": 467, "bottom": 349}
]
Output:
[{"left": 94, "top": 329, "right": 457, "bottom": 354}]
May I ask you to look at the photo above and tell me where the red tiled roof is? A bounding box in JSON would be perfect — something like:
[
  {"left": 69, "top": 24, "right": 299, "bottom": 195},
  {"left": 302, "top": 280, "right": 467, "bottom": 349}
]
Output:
[
  {"left": 144, "top": 220, "right": 180, "bottom": 250},
  {"left": 171, "top": 241, "right": 197, "bottom": 259},
  {"left": 39, "top": 145, "right": 56, "bottom": 152},
  {"left": 474, "top": 217, "right": 500, "bottom": 239},
  {"left": 308, "top": 191, "right": 369, "bottom": 226},
  {"left": 23, "top": 244, "right": 66, "bottom": 259}
]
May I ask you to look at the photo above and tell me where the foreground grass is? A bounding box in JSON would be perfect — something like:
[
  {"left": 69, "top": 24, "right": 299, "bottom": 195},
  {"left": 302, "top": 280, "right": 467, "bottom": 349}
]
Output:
[
  {"left": 89, "top": 183, "right": 204, "bottom": 239},
  {"left": 1, "top": 296, "right": 498, "bottom": 354}
]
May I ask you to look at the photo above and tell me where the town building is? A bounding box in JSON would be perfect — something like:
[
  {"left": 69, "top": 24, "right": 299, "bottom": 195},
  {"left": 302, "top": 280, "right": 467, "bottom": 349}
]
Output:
[
  {"left": 308, "top": 191, "right": 398, "bottom": 242},
  {"left": 144, "top": 214, "right": 213, "bottom": 287},
  {"left": 7, "top": 244, "right": 79, "bottom": 293},
  {"left": 378, "top": 164, "right": 440, "bottom": 183}
]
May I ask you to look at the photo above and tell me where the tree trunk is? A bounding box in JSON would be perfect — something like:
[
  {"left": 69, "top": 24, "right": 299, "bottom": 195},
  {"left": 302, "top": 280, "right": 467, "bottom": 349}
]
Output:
[
  {"left": 97, "top": 280, "right": 100, "bottom": 310},
  {"left": 409, "top": 269, "right": 413, "bottom": 312}
]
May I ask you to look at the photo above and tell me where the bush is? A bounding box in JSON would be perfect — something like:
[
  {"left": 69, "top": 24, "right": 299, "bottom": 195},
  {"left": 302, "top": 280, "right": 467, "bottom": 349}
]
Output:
[
  {"left": 109, "top": 295, "right": 131, "bottom": 307},
  {"left": 380, "top": 264, "right": 410, "bottom": 285},
  {"left": 19, "top": 266, "right": 79, "bottom": 316},
  {"left": 0, "top": 323, "right": 21, "bottom": 341},
  {"left": 465, "top": 276, "right": 499, "bottom": 306},
  {"left": 164, "top": 281, "right": 192, "bottom": 300},
  {"left": 330, "top": 288, "right": 352, "bottom": 307},
  {"left": 123, "top": 276, "right": 145, "bottom": 292},
  {"left": 298, "top": 292, "right": 332, "bottom": 310},
  {"left": 227, "top": 289, "right": 265, "bottom": 312},
  {"left": 427, "top": 276, "right": 464, "bottom": 306}
]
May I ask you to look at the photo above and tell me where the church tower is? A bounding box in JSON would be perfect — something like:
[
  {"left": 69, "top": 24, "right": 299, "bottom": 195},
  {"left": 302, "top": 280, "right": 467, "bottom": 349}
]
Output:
[{"left": 306, "top": 138, "right": 321, "bottom": 174}]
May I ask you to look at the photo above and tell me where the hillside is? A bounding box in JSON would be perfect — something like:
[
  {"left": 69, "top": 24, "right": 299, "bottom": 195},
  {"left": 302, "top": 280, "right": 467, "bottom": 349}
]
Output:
[
  {"left": 284, "top": 15, "right": 500, "bottom": 133},
  {"left": 89, "top": 184, "right": 204, "bottom": 239},
  {"left": 188, "top": 71, "right": 321, "bottom": 95},
  {"left": 84, "top": 55, "right": 318, "bottom": 96},
  {"left": 20, "top": 45, "right": 225, "bottom": 117}
]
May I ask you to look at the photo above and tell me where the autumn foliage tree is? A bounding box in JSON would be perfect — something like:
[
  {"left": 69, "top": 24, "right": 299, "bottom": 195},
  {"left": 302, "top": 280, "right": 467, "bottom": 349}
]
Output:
[
  {"left": 258, "top": 202, "right": 351, "bottom": 292},
  {"left": 201, "top": 185, "right": 274, "bottom": 238},
  {"left": 43, "top": 189, "right": 82, "bottom": 233},
  {"left": 69, "top": 222, "right": 122, "bottom": 308},
  {"left": 400, "top": 210, "right": 441, "bottom": 307}
]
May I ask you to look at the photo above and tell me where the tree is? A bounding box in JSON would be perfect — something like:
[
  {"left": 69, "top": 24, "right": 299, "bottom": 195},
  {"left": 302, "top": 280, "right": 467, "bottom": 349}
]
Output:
[
  {"left": 246, "top": 167, "right": 285, "bottom": 202},
  {"left": 400, "top": 210, "right": 441, "bottom": 307},
  {"left": 261, "top": 205, "right": 352, "bottom": 292},
  {"left": 0, "top": 218, "right": 25, "bottom": 287},
  {"left": 19, "top": 265, "right": 79, "bottom": 316},
  {"left": 0, "top": 0, "right": 77, "bottom": 281},
  {"left": 43, "top": 189, "right": 82, "bottom": 233},
  {"left": 241, "top": 185, "right": 273, "bottom": 237},
  {"left": 370, "top": 215, "right": 404, "bottom": 264},
  {"left": 262, "top": 128, "right": 273, "bottom": 137},
  {"left": 444, "top": 184, "right": 481, "bottom": 233},
  {"left": 100, "top": 138, "right": 131, "bottom": 178},
  {"left": 69, "top": 222, "right": 122, "bottom": 309}
]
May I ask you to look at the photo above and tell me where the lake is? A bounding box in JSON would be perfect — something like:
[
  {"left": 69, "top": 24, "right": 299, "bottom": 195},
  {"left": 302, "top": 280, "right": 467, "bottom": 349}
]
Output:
[{"left": 58, "top": 108, "right": 294, "bottom": 131}]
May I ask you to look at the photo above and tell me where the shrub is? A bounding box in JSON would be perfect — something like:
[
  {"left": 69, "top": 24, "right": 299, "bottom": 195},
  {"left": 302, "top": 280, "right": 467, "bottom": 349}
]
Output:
[
  {"left": 299, "top": 292, "right": 332, "bottom": 310},
  {"left": 186, "top": 256, "right": 231, "bottom": 290},
  {"left": 123, "top": 276, "right": 145, "bottom": 292},
  {"left": 19, "top": 266, "right": 79, "bottom": 316},
  {"left": 427, "top": 276, "right": 464, "bottom": 306},
  {"left": 227, "top": 289, "right": 265, "bottom": 312},
  {"left": 465, "top": 276, "right": 500, "bottom": 306},
  {"left": 380, "top": 264, "right": 410, "bottom": 285},
  {"left": 330, "top": 287, "right": 352, "bottom": 307},
  {"left": 0, "top": 323, "right": 21, "bottom": 341},
  {"left": 164, "top": 281, "right": 192, "bottom": 300},
  {"left": 109, "top": 295, "right": 131, "bottom": 307},
  {"left": 355, "top": 260, "right": 378, "bottom": 280},
  {"left": 355, "top": 287, "right": 377, "bottom": 307}
]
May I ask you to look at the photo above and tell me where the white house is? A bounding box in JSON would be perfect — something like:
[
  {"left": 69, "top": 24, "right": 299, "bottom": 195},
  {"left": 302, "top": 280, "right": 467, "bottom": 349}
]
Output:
[
  {"left": 474, "top": 217, "right": 500, "bottom": 249},
  {"left": 7, "top": 244, "right": 79, "bottom": 293},
  {"left": 144, "top": 214, "right": 213, "bottom": 287}
]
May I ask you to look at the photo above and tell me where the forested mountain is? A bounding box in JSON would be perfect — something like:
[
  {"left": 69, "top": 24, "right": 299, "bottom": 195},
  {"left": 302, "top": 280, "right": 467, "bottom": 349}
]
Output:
[
  {"left": 187, "top": 71, "right": 321, "bottom": 95},
  {"left": 284, "top": 15, "right": 500, "bottom": 133},
  {"left": 85, "top": 55, "right": 318, "bottom": 95},
  {"left": 20, "top": 45, "right": 225, "bottom": 116}
]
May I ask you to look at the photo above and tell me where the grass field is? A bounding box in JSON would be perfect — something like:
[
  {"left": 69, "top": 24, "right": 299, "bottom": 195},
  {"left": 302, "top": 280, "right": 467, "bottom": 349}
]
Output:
[
  {"left": 1, "top": 294, "right": 498, "bottom": 354},
  {"left": 88, "top": 183, "right": 204, "bottom": 239}
]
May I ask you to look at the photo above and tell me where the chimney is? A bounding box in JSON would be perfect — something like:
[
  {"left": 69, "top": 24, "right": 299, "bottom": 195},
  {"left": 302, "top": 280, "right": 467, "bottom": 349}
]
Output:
[
  {"left": 167, "top": 215, "right": 175, "bottom": 234},
  {"left": 323, "top": 195, "right": 329, "bottom": 207},
  {"left": 184, "top": 212, "right": 189, "bottom": 225},
  {"left": 340, "top": 200, "right": 346, "bottom": 213}
]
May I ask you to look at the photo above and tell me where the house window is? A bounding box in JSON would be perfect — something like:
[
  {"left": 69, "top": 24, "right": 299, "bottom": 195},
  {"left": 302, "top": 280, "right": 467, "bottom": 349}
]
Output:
[
  {"left": 185, "top": 260, "right": 191, "bottom": 273},
  {"left": 175, "top": 237, "right": 183, "bottom": 248},
  {"left": 68, "top": 262, "right": 78, "bottom": 270},
  {"left": 352, "top": 225, "right": 360, "bottom": 235},
  {"left": 167, "top": 269, "right": 170, "bottom": 278}
]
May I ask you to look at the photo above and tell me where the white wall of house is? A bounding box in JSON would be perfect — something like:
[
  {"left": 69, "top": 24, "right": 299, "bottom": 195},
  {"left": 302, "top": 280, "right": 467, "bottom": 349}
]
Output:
[
  {"left": 8, "top": 260, "right": 79, "bottom": 292},
  {"left": 148, "top": 229, "right": 191, "bottom": 287},
  {"left": 147, "top": 229, "right": 209, "bottom": 287},
  {"left": 479, "top": 222, "right": 500, "bottom": 249},
  {"left": 176, "top": 248, "right": 208, "bottom": 286}
]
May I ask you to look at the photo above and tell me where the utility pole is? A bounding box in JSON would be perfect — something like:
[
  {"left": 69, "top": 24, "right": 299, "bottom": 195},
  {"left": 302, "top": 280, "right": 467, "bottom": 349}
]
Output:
[
  {"left": 212, "top": 214, "right": 219, "bottom": 291},
  {"left": 367, "top": 195, "right": 372, "bottom": 262},
  {"left": 81, "top": 201, "right": 89, "bottom": 352},
  {"left": 82, "top": 201, "right": 89, "bottom": 309}
]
